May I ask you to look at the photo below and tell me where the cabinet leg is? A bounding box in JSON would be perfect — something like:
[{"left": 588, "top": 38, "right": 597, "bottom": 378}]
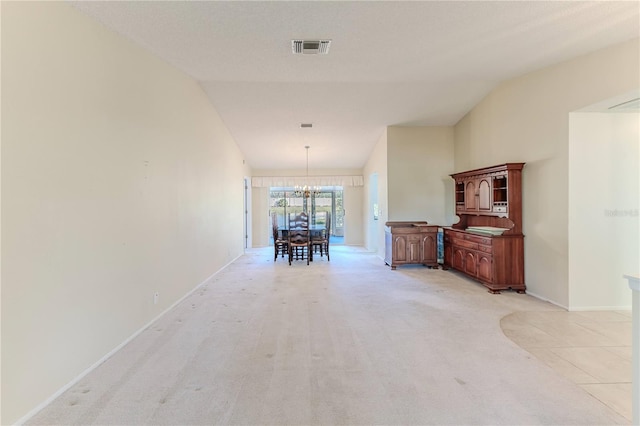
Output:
[
  {"left": 488, "top": 289, "right": 501, "bottom": 294},
  {"left": 516, "top": 289, "right": 526, "bottom": 294},
  {"left": 391, "top": 265, "right": 396, "bottom": 270}
]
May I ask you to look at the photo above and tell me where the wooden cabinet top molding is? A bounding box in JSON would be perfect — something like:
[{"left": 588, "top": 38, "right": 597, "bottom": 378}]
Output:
[
  {"left": 450, "top": 162, "right": 525, "bottom": 179},
  {"left": 385, "top": 221, "right": 437, "bottom": 234},
  {"left": 385, "top": 221, "right": 430, "bottom": 227}
]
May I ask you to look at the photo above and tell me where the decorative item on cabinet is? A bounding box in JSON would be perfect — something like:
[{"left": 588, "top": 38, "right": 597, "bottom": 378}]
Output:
[
  {"left": 384, "top": 222, "right": 438, "bottom": 270},
  {"left": 445, "top": 163, "right": 525, "bottom": 293}
]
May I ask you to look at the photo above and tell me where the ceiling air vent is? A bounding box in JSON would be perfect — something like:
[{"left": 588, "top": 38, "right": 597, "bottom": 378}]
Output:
[{"left": 292, "top": 39, "right": 331, "bottom": 55}]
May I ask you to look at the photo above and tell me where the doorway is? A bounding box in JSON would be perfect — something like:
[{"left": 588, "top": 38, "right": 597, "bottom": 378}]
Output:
[
  {"left": 368, "top": 173, "right": 379, "bottom": 252},
  {"left": 568, "top": 92, "right": 639, "bottom": 310}
]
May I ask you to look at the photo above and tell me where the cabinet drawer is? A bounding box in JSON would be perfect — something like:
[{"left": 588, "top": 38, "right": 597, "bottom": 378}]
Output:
[
  {"left": 448, "top": 235, "right": 463, "bottom": 245},
  {"left": 445, "top": 229, "right": 462, "bottom": 236},
  {"left": 464, "top": 234, "right": 492, "bottom": 245},
  {"left": 453, "top": 239, "right": 478, "bottom": 250},
  {"left": 478, "top": 244, "right": 493, "bottom": 254}
]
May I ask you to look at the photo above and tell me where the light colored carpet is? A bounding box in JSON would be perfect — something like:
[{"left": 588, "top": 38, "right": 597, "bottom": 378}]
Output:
[{"left": 28, "top": 246, "right": 628, "bottom": 425}]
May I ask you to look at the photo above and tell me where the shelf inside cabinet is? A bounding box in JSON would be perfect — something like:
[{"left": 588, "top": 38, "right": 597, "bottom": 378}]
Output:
[
  {"left": 455, "top": 181, "right": 465, "bottom": 205},
  {"left": 492, "top": 175, "right": 508, "bottom": 205}
]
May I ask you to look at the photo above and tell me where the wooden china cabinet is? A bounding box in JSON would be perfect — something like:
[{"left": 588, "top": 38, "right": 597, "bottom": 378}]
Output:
[{"left": 444, "top": 163, "right": 525, "bottom": 293}]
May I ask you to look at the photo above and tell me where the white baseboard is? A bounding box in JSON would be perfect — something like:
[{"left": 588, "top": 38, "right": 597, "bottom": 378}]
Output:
[
  {"left": 524, "top": 290, "right": 569, "bottom": 311},
  {"left": 567, "top": 305, "right": 632, "bottom": 312},
  {"left": 524, "top": 290, "right": 631, "bottom": 312},
  {"left": 14, "top": 253, "right": 242, "bottom": 425}
]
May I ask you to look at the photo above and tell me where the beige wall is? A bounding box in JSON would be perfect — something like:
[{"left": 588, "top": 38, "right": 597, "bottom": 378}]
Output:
[
  {"left": 343, "top": 185, "right": 364, "bottom": 245},
  {"left": 387, "top": 127, "right": 455, "bottom": 225},
  {"left": 454, "top": 38, "right": 639, "bottom": 307},
  {"left": 363, "top": 130, "right": 389, "bottom": 258},
  {"left": 1, "top": 3, "right": 248, "bottom": 423},
  {"left": 569, "top": 112, "right": 639, "bottom": 310},
  {"left": 251, "top": 186, "right": 271, "bottom": 248}
]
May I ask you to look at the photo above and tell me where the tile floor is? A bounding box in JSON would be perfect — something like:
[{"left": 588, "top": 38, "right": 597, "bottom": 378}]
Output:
[{"left": 501, "top": 309, "right": 633, "bottom": 422}]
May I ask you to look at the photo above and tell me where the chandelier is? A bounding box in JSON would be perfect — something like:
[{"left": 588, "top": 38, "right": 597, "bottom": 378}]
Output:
[{"left": 294, "top": 145, "right": 320, "bottom": 198}]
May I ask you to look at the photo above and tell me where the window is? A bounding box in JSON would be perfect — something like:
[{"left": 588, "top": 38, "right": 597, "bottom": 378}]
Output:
[{"left": 270, "top": 187, "right": 344, "bottom": 240}]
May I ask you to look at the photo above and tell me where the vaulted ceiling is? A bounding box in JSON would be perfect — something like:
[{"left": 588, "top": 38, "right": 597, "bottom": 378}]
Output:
[{"left": 71, "top": 1, "right": 639, "bottom": 170}]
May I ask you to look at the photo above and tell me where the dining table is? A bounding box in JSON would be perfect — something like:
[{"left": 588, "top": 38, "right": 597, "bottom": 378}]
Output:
[{"left": 280, "top": 225, "right": 326, "bottom": 261}]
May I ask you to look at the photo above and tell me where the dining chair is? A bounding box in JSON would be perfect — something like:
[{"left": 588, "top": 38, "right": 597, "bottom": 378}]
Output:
[
  {"left": 272, "top": 224, "right": 288, "bottom": 262},
  {"left": 311, "top": 212, "right": 330, "bottom": 261},
  {"left": 288, "top": 212, "right": 311, "bottom": 265},
  {"left": 272, "top": 213, "right": 288, "bottom": 261}
]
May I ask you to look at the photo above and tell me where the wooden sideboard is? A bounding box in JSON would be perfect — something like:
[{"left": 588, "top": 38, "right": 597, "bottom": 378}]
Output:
[
  {"left": 385, "top": 221, "right": 438, "bottom": 269},
  {"left": 445, "top": 163, "right": 525, "bottom": 293},
  {"left": 444, "top": 228, "right": 525, "bottom": 293}
]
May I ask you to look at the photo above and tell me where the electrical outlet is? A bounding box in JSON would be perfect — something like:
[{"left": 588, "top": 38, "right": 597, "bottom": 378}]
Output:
[{"left": 153, "top": 292, "right": 159, "bottom": 304}]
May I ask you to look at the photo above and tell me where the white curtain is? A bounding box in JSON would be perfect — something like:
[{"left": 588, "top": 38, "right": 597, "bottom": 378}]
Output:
[{"left": 251, "top": 175, "right": 364, "bottom": 187}]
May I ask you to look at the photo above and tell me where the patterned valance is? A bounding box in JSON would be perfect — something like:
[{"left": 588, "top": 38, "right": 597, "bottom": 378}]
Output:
[{"left": 251, "top": 175, "right": 364, "bottom": 188}]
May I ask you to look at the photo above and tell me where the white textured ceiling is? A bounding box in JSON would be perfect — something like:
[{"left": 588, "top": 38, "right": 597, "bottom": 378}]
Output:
[{"left": 71, "top": 1, "right": 639, "bottom": 170}]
